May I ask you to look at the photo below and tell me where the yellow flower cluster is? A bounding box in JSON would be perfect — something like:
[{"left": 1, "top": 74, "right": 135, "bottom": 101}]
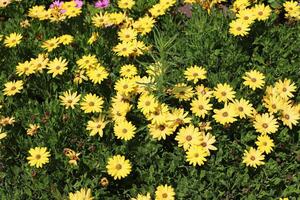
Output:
[
  {"left": 229, "top": 0, "right": 272, "bottom": 36},
  {"left": 92, "top": 0, "right": 176, "bottom": 57},
  {"left": 41, "top": 34, "right": 74, "bottom": 52},
  {"left": 184, "top": 0, "right": 225, "bottom": 13},
  {"left": 283, "top": 1, "right": 300, "bottom": 20},
  {"left": 28, "top": 1, "right": 82, "bottom": 22}
]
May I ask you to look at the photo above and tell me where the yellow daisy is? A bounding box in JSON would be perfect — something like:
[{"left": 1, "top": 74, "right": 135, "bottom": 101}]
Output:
[
  {"left": 114, "top": 120, "right": 137, "bottom": 141},
  {"left": 190, "top": 96, "right": 213, "bottom": 118},
  {"left": 4, "top": 32, "right": 22, "bottom": 48},
  {"left": 253, "top": 113, "right": 279, "bottom": 135},
  {"left": 59, "top": 90, "right": 81, "bottom": 109},
  {"left": 106, "top": 155, "right": 132, "bottom": 180},
  {"left": 27, "top": 147, "right": 51, "bottom": 168},
  {"left": 255, "top": 134, "right": 274, "bottom": 154},
  {"left": 155, "top": 184, "right": 175, "bottom": 200},
  {"left": 175, "top": 124, "right": 201, "bottom": 151},
  {"left": 184, "top": 65, "right": 207, "bottom": 84},
  {"left": 47, "top": 57, "right": 68, "bottom": 77},
  {"left": 253, "top": 4, "right": 272, "bottom": 21},
  {"left": 213, "top": 83, "right": 236, "bottom": 103},
  {"left": 80, "top": 93, "right": 104, "bottom": 113},
  {"left": 242, "top": 147, "right": 265, "bottom": 168},
  {"left": 69, "top": 188, "right": 93, "bottom": 200},
  {"left": 242, "top": 70, "right": 265, "bottom": 90},
  {"left": 229, "top": 19, "right": 250, "bottom": 37},
  {"left": 3, "top": 80, "right": 24, "bottom": 96},
  {"left": 86, "top": 115, "right": 108, "bottom": 137},
  {"left": 186, "top": 145, "right": 208, "bottom": 166}
]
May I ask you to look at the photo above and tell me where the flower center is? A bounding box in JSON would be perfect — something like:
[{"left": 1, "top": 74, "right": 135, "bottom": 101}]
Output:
[
  {"left": 162, "top": 193, "right": 168, "bottom": 198},
  {"left": 258, "top": 11, "right": 263, "bottom": 16},
  {"left": 222, "top": 112, "right": 228, "bottom": 117},
  {"left": 145, "top": 101, "right": 151, "bottom": 106},
  {"left": 122, "top": 128, "right": 127, "bottom": 133},
  {"left": 115, "top": 164, "right": 122, "bottom": 170},
  {"left": 221, "top": 91, "right": 226, "bottom": 96},
  {"left": 11, "top": 86, "right": 16, "bottom": 91},
  {"left": 35, "top": 154, "right": 41, "bottom": 159},
  {"left": 262, "top": 123, "right": 268, "bottom": 129},
  {"left": 251, "top": 78, "right": 256, "bottom": 82},
  {"left": 238, "top": 107, "right": 244, "bottom": 112},
  {"left": 89, "top": 102, "right": 95, "bottom": 106},
  {"left": 250, "top": 156, "right": 256, "bottom": 161},
  {"left": 201, "top": 142, "right": 207, "bottom": 147},
  {"left": 284, "top": 114, "right": 290, "bottom": 120},
  {"left": 186, "top": 135, "right": 192, "bottom": 141}
]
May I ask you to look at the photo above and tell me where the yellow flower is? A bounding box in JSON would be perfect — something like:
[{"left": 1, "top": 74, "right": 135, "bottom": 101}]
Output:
[
  {"left": 213, "top": 104, "right": 238, "bottom": 125},
  {"left": 175, "top": 124, "right": 201, "bottom": 151},
  {"left": 64, "top": 7, "right": 81, "bottom": 18},
  {"left": 114, "top": 77, "right": 136, "bottom": 95},
  {"left": 172, "top": 83, "right": 194, "bottom": 101},
  {"left": 26, "top": 124, "right": 40, "bottom": 136},
  {"left": 120, "top": 64, "right": 138, "bottom": 78},
  {"left": 27, "top": 147, "right": 50, "bottom": 168},
  {"left": 168, "top": 108, "right": 192, "bottom": 126},
  {"left": 195, "top": 84, "right": 214, "bottom": 99},
  {"left": 213, "top": 83, "right": 236, "bottom": 103},
  {"left": 87, "top": 32, "right": 99, "bottom": 45},
  {"left": 231, "top": 0, "right": 250, "bottom": 13},
  {"left": 86, "top": 115, "right": 108, "bottom": 137},
  {"left": 110, "top": 101, "right": 132, "bottom": 122},
  {"left": 255, "top": 134, "right": 274, "bottom": 154},
  {"left": 232, "top": 98, "right": 254, "bottom": 119},
  {"left": 186, "top": 145, "right": 208, "bottom": 166},
  {"left": 253, "top": 113, "right": 279, "bottom": 135},
  {"left": 229, "top": 19, "right": 250, "bottom": 37},
  {"left": 198, "top": 132, "right": 217, "bottom": 155},
  {"left": 236, "top": 8, "right": 256, "bottom": 24},
  {"left": 149, "top": 4, "right": 168, "bottom": 18},
  {"left": 132, "top": 16, "right": 156, "bottom": 35},
  {"left": 86, "top": 64, "right": 109, "bottom": 84},
  {"left": 253, "top": 4, "right": 272, "bottom": 21},
  {"left": 118, "top": 27, "right": 137, "bottom": 42},
  {"left": 76, "top": 54, "right": 98, "bottom": 70},
  {"left": 184, "top": 65, "right": 207, "bottom": 84},
  {"left": 118, "top": 0, "right": 135, "bottom": 9},
  {"left": 0, "top": 0, "right": 12, "bottom": 8},
  {"left": 148, "top": 121, "right": 175, "bottom": 140},
  {"left": 280, "top": 105, "right": 299, "bottom": 129},
  {"left": 69, "top": 188, "right": 93, "bottom": 200},
  {"left": 137, "top": 93, "right": 159, "bottom": 115},
  {"left": 243, "top": 69, "right": 265, "bottom": 90},
  {"left": 41, "top": 37, "right": 60, "bottom": 52},
  {"left": 16, "top": 61, "right": 36, "bottom": 76},
  {"left": 131, "top": 193, "right": 151, "bottom": 200},
  {"left": 113, "top": 41, "right": 135, "bottom": 57},
  {"left": 263, "top": 94, "right": 284, "bottom": 114},
  {"left": 47, "top": 57, "right": 68, "bottom": 77},
  {"left": 64, "top": 148, "right": 80, "bottom": 166},
  {"left": 242, "top": 147, "right": 265, "bottom": 168},
  {"left": 3, "top": 80, "right": 24, "bottom": 96},
  {"left": 0, "top": 128, "right": 7, "bottom": 140},
  {"left": 283, "top": 1, "right": 300, "bottom": 18},
  {"left": 274, "top": 78, "right": 296, "bottom": 99},
  {"left": 114, "top": 120, "right": 136, "bottom": 141},
  {"left": 155, "top": 184, "right": 175, "bottom": 200},
  {"left": 58, "top": 34, "right": 74, "bottom": 45},
  {"left": 73, "top": 70, "right": 88, "bottom": 84},
  {"left": 190, "top": 96, "right": 212, "bottom": 118},
  {"left": 4, "top": 32, "right": 22, "bottom": 48},
  {"left": 106, "top": 155, "right": 132, "bottom": 180},
  {"left": 80, "top": 93, "right": 104, "bottom": 113},
  {"left": 59, "top": 90, "right": 81, "bottom": 109},
  {"left": 30, "top": 54, "right": 49, "bottom": 73}
]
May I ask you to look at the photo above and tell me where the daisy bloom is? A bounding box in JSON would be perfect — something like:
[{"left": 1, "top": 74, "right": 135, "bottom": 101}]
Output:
[
  {"left": 59, "top": 90, "right": 81, "bottom": 109},
  {"left": 155, "top": 184, "right": 175, "bottom": 200},
  {"left": 131, "top": 193, "right": 151, "bottom": 200},
  {"left": 27, "top": 147, "right": 51, "bottom": 168},
  {"left": 41, "top": 37, "right": 60, "bottom": 52},
  {"left": 4, "top": 32, "right": 22, "bottom": 48},
  {"left": 186, "top": 145, "right": 208, "bottom": 166},
  {"left": 80, "top": 93, "right": 104, "bottom": 113},
  {"left": 242, "top": 147, "right": 265, "bottom": 168},
  {"left": 280, "top": 105, "right": 299, "bottom": 129},
  {"left": 236, "top": 8, "right": 256, "bottom": 24},
  {"left": 172, "top": 83, "right": 194, "bottom": 101},
  {"left": 0, "top": 128, "right": 7, "bottom": 140},
  {"left": 118, "top": 0, "right": 135, "bottom": 9},
  {"left": 137, "top": 93, "right": 159, "bottom": 115},
  {"left": 253, "top": 4, "right": 272, "bottom": 21},
  {"left": 175, "top": 124, "right": 201, "bottom": 151},
  {"left": 198, "top": 132, "right": 217, "bottom": 155},
  {"left": 114, "top": 120, "right": 136, "bottom": 141},
  {"left": 190, "top": 96, "right": 213, "bottom": 118},
  {"left": 69, "top": 188, "right": 93, "bottom": 200},
  {"left": 213, "top": 104, "right": 238, "bottom": 125},
  {"left": 3, "top": 80, "right": 24, "bottom": 96},
  {"left": 232, "top": 98, "right": 254, "bottom": 119},
  {"left": 253, "top": 113, "right": 279, "bottom": 135},
  {"left": 106, "top": 155, "right": 132, "bottom": 180},
  {"left": 86, "top": 115, "right": 108, "bottom": 137},
  {"left": 184, "top": 65, "right": 207, "bottom": 84},
  {"left": 255, "top": 134, "right": 274, "bottom": 154},
  {"left": 118, "top": 27, "right": 138, "bottom": 42},
  {"left": 213, "top": 83, "right": 236, "bottom": 103},
  {"left": 26, "top": 124, "right": 40, "bottom": 136},
  {"left": 229, "top": 19, "right": 250, "bottom": 37},
  {"left": 274, "top": 79, "right": 296, "bottom": 99},
  {"left": 47, "top": 57, "right": 68, "bottom": 77},
  {"left": 86, "top": 64, "right": 109, "bottom": 84},
  {"left": 242, "top": 70, "right": 265, "bottom": 90},
  {"left": 120, "top": 64, "right": 138, "bottom": 78}
]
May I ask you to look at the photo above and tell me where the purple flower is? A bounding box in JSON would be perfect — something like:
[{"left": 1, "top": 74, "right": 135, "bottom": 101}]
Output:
[
  {"left": 50, "top": 0, "right": 63, "bottom": 9},
  {"left": 74, "top": 0, "right": 84, "bottom": 8},
  {"left": 95, "top": 0, "right": 110, "bottom": 9}
]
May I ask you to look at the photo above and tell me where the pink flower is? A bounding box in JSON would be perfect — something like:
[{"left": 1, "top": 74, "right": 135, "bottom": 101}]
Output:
[
  {"left": 74, "top": 0, "right": 83, "bottom": 8},
  {"left": 95, "top": 0, "right": 110, "bottom": 9},
  {"left": 50, "top": 0, "right": 63, "bottom": 9}
]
